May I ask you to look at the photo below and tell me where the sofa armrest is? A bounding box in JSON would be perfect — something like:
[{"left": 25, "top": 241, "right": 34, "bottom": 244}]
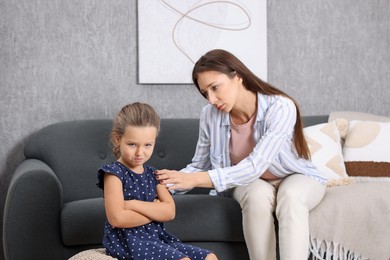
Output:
[
  {"left": 61, "top": 198, "right": 105, "bottom": 246},
  {"left": 3, "top": 159, "right": 65, "bottom": 260}
]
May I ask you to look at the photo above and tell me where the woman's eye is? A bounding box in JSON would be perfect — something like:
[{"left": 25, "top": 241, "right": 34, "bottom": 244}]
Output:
[{"left": 211, "top": 85, "right": 218, "bottom": 91}]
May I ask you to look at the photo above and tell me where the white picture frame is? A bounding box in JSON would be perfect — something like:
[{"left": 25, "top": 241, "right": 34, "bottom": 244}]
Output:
[{"left": 137, "top": 0, "right": 267, "bottom": 84}]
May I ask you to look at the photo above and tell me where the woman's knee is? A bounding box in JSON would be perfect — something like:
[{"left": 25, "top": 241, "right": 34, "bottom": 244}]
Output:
[
  {"left": 234, "top": 180, "right": 276, "bottom": 213},
  {"left": 276, "top": 174, "right": 325, "bottom": 217},
  {"left": 277, "top": 177, "right": 308, "bottom": 210}
]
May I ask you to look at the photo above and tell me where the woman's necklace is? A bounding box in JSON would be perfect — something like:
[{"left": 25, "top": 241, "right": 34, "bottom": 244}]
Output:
[{"left": 231, "top": 92, "right": 258, "bottom": 125}]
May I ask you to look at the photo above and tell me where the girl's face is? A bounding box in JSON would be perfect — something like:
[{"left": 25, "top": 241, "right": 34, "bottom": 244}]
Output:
[
  {"left": 197, "top": 71, "right": 241, "bottom": 113},
  {"left": 115, "top": 125, "right": 157, "bottom": 173}
]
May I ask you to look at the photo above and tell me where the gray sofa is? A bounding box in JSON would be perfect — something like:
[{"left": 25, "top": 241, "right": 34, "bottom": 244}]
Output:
[{"left": 3, "top": 115, "right": 328, "bottom": 260}]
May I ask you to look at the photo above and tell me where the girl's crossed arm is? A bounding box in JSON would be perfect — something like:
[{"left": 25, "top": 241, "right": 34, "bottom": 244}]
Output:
[
  {"left": 104, "top": 174, "right": 152, "bottom": 228},
  {"left": 125, "top": 184, "right": 176, "bottom": 222}
]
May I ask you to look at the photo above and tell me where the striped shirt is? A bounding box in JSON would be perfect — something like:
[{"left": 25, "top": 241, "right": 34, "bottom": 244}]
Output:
[{"left": 182, "top": 93, "right": 328, "bottom": 192}]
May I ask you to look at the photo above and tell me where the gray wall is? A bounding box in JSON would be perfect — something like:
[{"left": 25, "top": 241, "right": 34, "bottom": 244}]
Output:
[{"left": 0, "top": 1, "right": 389, "bottom": 259}]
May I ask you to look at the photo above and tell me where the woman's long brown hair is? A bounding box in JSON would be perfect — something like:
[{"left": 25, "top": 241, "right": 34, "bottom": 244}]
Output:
[{"left": 192, "top": 49, "right": 310, "bottom": 159}]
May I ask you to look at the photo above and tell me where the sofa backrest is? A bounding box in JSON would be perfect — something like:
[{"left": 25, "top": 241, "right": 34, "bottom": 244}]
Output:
[
  {"left": 301, "top": 115, "right": 328, "bottom": 127},
  {"left": 24, "top": 119, "right": 200, "bottom": 203},
  {"left": 23, "top": 115, "right": 327, "bottom": 203}
]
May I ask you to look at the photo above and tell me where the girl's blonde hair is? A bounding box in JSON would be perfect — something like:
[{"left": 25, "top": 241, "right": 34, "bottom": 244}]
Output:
[{"left": 111, "top": 102, "right": 160, "bottom": 159}]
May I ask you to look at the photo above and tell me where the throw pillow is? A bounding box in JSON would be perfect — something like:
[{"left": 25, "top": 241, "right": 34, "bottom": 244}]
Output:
[
  {"left": 304, "top": 120, "right": 349, "bottom": 185},
  {"left": 343, "top": 120, "right": 390, "bottom": 177},
  {"left": 329, "top": 111, "right": 390, "bottom": 123}
]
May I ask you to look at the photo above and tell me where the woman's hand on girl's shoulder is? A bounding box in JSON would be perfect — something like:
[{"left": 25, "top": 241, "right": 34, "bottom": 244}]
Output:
[
  {"left": 155, "top": 169, "right": 194, "bottom": 190},
  {"left": 156, "top": 169, "right": 214, "bottom": 191}
]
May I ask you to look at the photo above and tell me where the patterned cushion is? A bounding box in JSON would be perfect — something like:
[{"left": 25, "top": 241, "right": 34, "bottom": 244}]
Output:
[
  {"left": 329, "top": 111, "right": 390, "bottom": 123},
  {"left": 343, "top": 120, "right": 390, "bottom": 177},
  {"left": 304, "top": 120, "right": 349, "bottom": 184}
]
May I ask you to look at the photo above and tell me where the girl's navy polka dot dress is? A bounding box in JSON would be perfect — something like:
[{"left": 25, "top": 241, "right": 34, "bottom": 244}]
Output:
[{"left": 97, "top": 161, "right": 212, "bottom": 260}]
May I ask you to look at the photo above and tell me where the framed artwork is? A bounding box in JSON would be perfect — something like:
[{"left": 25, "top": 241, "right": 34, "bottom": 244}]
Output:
[{"left": 137, "top": 0, "right": 267, "bottom": 84}]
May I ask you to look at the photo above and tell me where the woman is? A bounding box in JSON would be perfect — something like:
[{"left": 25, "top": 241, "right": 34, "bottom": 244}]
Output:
[{"left": 156, "top": 49, "right": 328, "bottom": 260}]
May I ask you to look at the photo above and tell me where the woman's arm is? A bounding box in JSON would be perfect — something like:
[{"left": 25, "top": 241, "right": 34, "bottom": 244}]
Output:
[
  {"left": 204, "top": 97, "right": 297, "bottom": 192},
  {"left": 158, "top": 97, "right": 297, "bottom": 192},
  {"left": 155, "top": 170, "right": 213, "bottom": 191},
  {"left": 125, "top": 184, "right": 176, "bottom": 222},
  {"left": 205, "top": 96, "right": 297, "bottom": 191},
  {"left": 103, "top": 174, "right": 152, "bottom": 228}
]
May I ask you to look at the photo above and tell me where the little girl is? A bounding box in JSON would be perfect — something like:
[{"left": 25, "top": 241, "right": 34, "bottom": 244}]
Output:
[{"left": 97, "top": 102, "right": 217, "bottom": 260}]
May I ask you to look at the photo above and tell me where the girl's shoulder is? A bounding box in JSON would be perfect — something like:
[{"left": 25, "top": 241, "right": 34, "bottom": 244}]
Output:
[
  {"left": 144, "top": 164, "right": 157, "bottom": 172},
  {"left": 97, "top": 161, "right": 127, "bottom": 189},
  {"left": 143, "top": 164, "right": 158, "bottom": 180},
  {"left": 100, "top": 161, "right": 126, "bottom": 175}
]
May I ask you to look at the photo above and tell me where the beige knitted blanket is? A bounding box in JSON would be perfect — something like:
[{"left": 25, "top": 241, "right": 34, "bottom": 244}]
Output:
[{"left": 309, "top": 181, "right": 390, "bottom": 260}]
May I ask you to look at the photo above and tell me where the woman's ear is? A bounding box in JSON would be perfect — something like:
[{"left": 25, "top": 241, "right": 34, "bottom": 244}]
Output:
[{"left": 236, "top": 74, "right": 243, "bottom": 84}]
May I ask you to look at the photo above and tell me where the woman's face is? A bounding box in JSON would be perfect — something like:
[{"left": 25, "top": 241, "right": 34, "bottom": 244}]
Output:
[{"left": 197, "top": 71, "right": 241, "bottom": 113}]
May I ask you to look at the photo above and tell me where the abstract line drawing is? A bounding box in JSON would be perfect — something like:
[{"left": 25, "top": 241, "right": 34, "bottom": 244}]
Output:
[
  {"left": 138, "top": 0, "right": 267, "bottom": 84},
  {"left": 161, "top": 0, "right": 252, "bottom": 64}
]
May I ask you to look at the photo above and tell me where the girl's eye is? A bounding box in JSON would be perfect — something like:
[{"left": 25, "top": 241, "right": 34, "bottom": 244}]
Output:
[{"left": 211, "top": 85, "right": 218, "bottom": 91}]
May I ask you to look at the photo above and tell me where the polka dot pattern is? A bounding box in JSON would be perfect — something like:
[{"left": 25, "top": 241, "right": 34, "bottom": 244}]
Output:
[{"left": 97, "top": 162, "right": 212, "bottom": 259}]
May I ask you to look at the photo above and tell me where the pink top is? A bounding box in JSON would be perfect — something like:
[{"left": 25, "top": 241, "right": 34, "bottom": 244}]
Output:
[
  {"left": 229, "top": 114, "right": 256, "bottom": 166},
  {"left": 229, "top": 114, "right": 279, "bottom": 180}
]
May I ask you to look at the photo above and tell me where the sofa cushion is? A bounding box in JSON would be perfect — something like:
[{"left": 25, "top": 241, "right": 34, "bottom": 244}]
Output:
[
  {"left": 166, "top": 195, "right": 244, "bottom": 242},
  {"left": 343, "top": 120, "right": 390, "bottom": 177},
  {"left": 61, "top": 195, "right": 244, "bottom": 246},
  {"left": 304, "top": 120, "right": 348, "bottom": 183},
  {"left": 61, "top": 198, "right": 106, "bottom": 246}
]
